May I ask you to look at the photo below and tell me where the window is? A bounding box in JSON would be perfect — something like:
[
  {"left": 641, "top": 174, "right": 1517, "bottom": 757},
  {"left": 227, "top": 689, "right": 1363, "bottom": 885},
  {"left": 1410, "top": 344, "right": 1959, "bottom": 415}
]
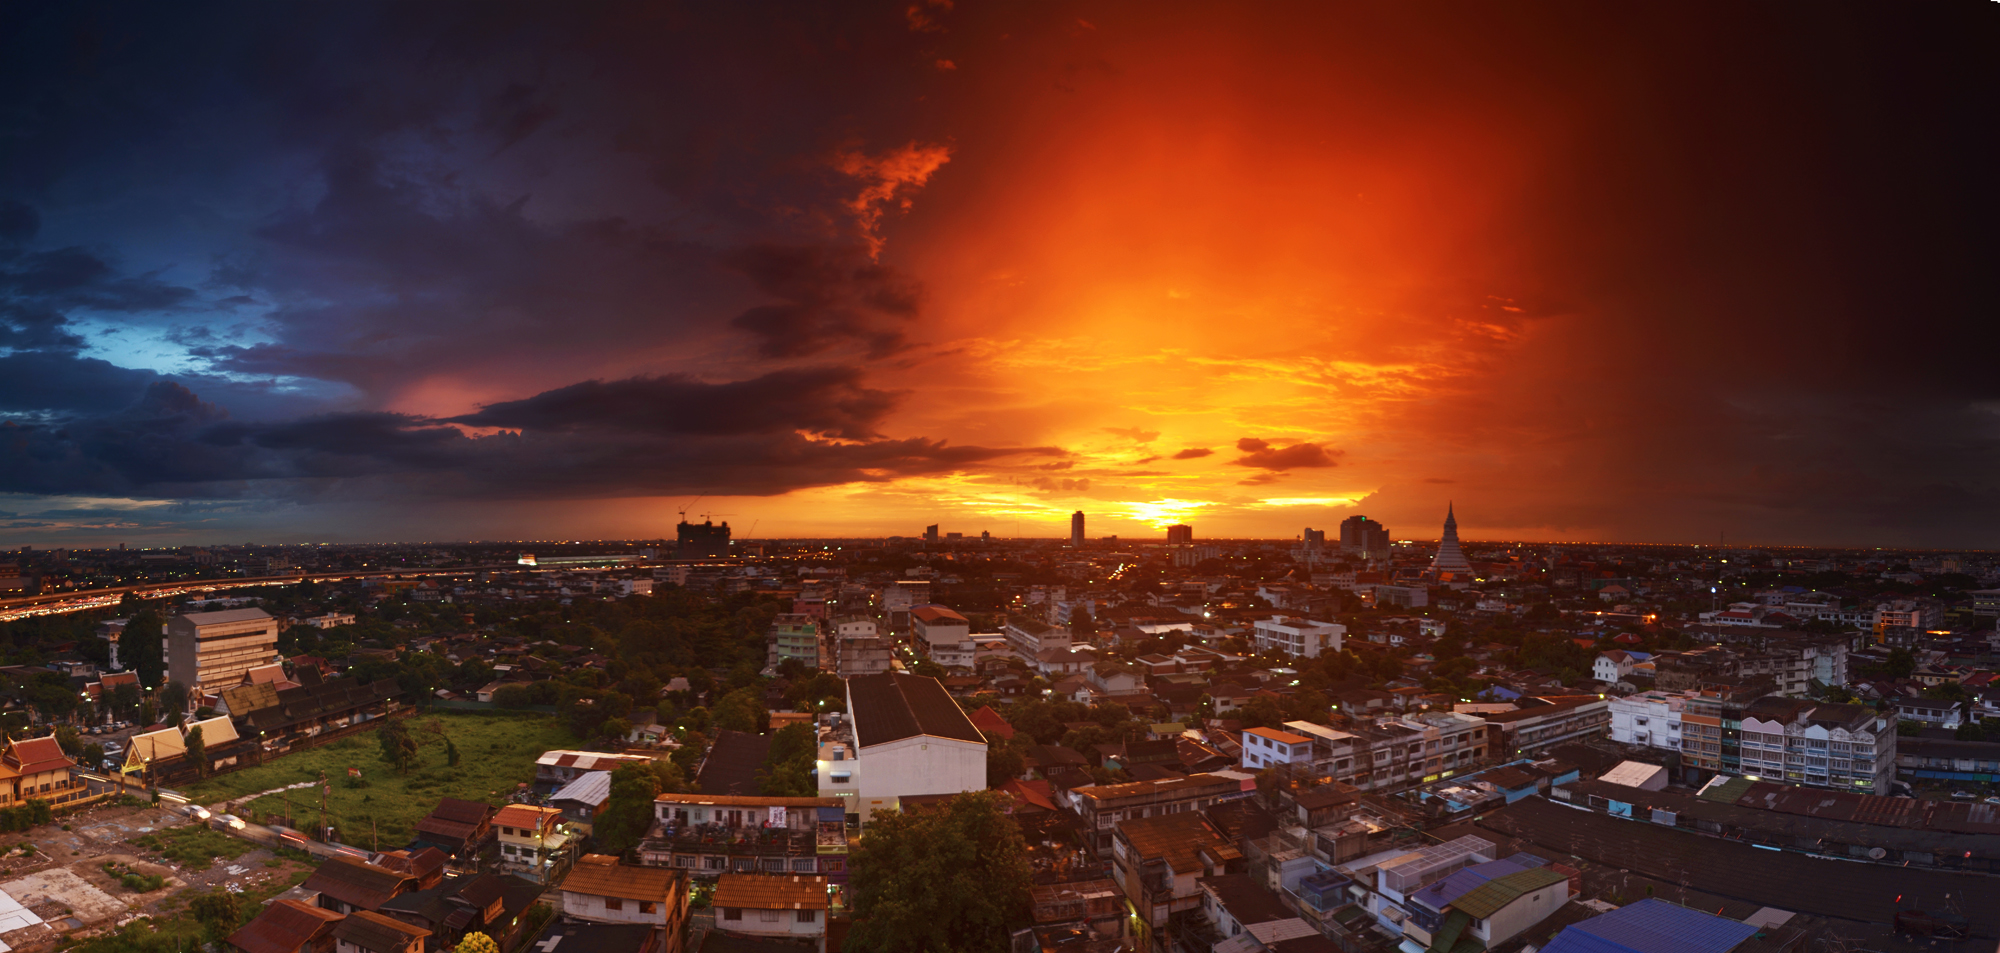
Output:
[
  {"left": 760, "top": 909, "right": 781, "bottom": 922},
  {"left": 832, "top": 773, "right": 851, "bottom": 784},
  {"left": 605, "top": 898, "right": 623, "bottom": 911},
  {"left": 722, "top": 908, "right": 742, "bottom": 921},
  {"left": 798, "top": 910, "right": 818, "bottom": 923},
  {"left": 793, "top": 859, "right": 817, "bottom": 872},
  {"left": 675, "top": 856, "right": 693, "bottom": 868},
  {"left": 640, "top": 901, "right": 657, "bottom": 914}
]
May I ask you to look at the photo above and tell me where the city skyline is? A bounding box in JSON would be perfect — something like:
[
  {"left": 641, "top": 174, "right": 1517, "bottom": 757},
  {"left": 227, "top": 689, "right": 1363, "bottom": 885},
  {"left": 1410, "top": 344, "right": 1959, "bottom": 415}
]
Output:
[{"left": 1, "top": 3, "right": 1994, "bottom": 549}]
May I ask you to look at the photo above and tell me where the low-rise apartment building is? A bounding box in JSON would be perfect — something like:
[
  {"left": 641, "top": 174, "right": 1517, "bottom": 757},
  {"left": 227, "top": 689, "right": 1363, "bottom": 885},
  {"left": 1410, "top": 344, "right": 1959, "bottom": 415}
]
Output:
[
  {"left": 1739, "top": 697, "right": 1895, "bottom": 791},
  {"left": 1250, "top": 616, "right": 1345, "bottom": 659},
  {"left": 493, "top": 804, "right": 570, "bottom": 883},
  {"left": 1606, "top": 691, "right": 1688, "bottom": 751},
  {"left": 1064, "top": 774, "right": 1248, "bottom": 859},
  {"left": 1004, "top": 615, "right": 1072, "bottom": 659},
  {"left": 642, "top": 793, "right": 846, "bottom": 881},
  {"left": 765, "top": 614, "right": 821, "bottom": 669},
  {"left": 1272, "top": 713, "right": 1489, "bottom": 792},
  {"left": 1111, "top": 812, "right": 1243, "bottom": 938},
  {"left": 1481, "top": 699, "right": 1608, "bottom": 759}
]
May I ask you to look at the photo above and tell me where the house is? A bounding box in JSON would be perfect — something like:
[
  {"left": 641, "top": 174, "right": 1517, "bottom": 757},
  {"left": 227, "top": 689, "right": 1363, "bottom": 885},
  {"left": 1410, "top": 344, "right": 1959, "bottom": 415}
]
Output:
[
  {"left": 968, "top": 706, "right": 1016, "bottom": 741},
  {"left": 558, "top": 854, "right": 690, "bottom": 945},
  {"left": 330, "top": 910, "right": 429, "bottom": 953},
  {"left": 302, "top": 856, "right": 418, "bottom": 915},
  {"left": 641, "top": 793, "right": 843, "bottom": 878},
  {"left": 549, "top": 771, "right": 614, "bottom": 833},
  {"left": 710, "top": 874, "right": 830, "bottom": 951},
  {"left": 0, "top": 735, "right": 78, "bottom": 807},
  {"left": 493, "top": 804, "right": 569, "bottom": 882},
  {"left": 1594, "top": 651, "right": 1639, "bottom": 683},
  {"left": 1088, "top": 663, "right": 1144, "bottom": 696},
  {"left": 225, "top": 898, "right": 343, "bottom": 953},
  {"left": 375, "top": 872, "right": 528, "bottom": 952},
  {"left": 414, "top": 798, "right": 495, "bottom": 857},
  {"left": 1894, "top": 697, "right": 1962, "bottom": 730}
]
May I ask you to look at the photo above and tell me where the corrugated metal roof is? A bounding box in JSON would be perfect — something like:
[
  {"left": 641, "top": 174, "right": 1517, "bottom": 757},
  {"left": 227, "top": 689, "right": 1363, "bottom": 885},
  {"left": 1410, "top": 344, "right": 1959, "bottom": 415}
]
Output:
[
  {"left": 550, "top": 770, "right": 613, "bottom": 806},
  {"left": 1450, "top": 867, "right": 1567, "bottom": 920},
  {"left": 1540, "top": 898, "right": 1758, "bottom": 953}
]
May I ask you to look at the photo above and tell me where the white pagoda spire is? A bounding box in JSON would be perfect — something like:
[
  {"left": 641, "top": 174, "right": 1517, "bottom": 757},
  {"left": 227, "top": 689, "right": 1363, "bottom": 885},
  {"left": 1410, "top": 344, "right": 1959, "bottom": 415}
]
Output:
[{"left": 1430, "top": 503, "right": 1472, "bottom": 575}]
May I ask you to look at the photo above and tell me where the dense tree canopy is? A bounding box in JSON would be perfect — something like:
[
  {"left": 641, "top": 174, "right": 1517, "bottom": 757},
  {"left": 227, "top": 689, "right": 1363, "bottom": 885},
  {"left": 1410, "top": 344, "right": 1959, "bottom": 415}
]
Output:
[{"left": 844, "top": 791, "right": 1033, "bottom": 953}]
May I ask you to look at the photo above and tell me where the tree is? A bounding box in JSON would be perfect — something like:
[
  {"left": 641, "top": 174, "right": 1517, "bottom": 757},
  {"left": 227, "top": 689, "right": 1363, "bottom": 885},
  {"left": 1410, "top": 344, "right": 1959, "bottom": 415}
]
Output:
[
  {"left": 1884, "top": 648, "right": 1916, "bottom": 679},
  {"left": 757, "top": 723, "right": 817, "bottom": 797},
  {"left": 121, "top": 609, "right": 166, "bottom": 689},
  {"left": 446, "top": 737, "right": 461, "bottom": 767},
  {"left": 712, "top": 688, "right": 768, "bottom": 734},
  {"left": 986, "top": 738, "right": 1026, "bottom": 787},
  {"left": 452, "top": 933, "right": 500, "bottom": 953},
  {"left": 54, "top": 726, "right": 82, "bottom": 756},
  {"left": 108, "top": 681, "right": 142, "bottom": 719},
  {"left": 845, "top": 791, "right": 1033, "bottom": 953},
  {"left": 184, "top": 725, "right": 207, "bottom": 778},
  {"left": 159, "top": 680, "right": 190, "bottom": 716},
  {"left": 377, "top": 722, "right": 420, "bottom": 774},
  {"left": 596, "top": 761, "right": 687, "bottom": 854},
  {"left": 189, "top": 888, "right": 240, "bottom": 937}
]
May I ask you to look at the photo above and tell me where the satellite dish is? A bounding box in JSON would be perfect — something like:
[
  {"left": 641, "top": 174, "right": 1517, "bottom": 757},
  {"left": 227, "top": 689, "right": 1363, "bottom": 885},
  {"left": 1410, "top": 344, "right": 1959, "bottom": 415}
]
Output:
[{"left": 1868, "top": 847, "right": 1887, "bottom": 860}]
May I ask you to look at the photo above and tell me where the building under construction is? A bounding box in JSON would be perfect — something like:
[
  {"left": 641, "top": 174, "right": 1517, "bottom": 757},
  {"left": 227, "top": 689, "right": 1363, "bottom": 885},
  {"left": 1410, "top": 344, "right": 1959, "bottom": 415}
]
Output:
[{"left": 676, "top": 519, "right": 731, "bottom": 558}]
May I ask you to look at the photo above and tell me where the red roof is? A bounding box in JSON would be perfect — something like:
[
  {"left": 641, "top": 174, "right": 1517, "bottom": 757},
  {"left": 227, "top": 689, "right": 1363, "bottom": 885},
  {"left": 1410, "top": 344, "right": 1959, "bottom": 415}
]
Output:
[
  {"left": 7, "top": 736, "right": 73, "bottom": 776},
  {"left": 970, "top": 706, "right": 1016, "bottom": 740}
]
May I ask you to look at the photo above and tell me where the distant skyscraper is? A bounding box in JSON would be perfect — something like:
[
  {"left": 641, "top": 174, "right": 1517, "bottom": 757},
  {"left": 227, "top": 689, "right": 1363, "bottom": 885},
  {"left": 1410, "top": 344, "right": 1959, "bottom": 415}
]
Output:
[
  {"left": 1338, "top": 515, "right": 1389, "bottom": 558},
  {"left": 1430, "top": 504, "right": 1473, "bottom": 576},
  {"left": 1302, "top": 527, "right": 1326, "bottom": 549},
  {"left": 1166, "top": 524, "right": 1194, "bottom": 545},
  {"left": 924, "top": 524, "right": 939, "bottom": 544},
  {"left": 1071, "top": 511, "right": 1086, "bottom": 547}
]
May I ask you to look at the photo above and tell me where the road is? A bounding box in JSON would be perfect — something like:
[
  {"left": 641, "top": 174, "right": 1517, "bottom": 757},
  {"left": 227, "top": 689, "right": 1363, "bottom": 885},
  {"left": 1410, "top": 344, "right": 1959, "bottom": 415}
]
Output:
[{"left": 0, "top": 564, "right": 522, "bottom": 622}]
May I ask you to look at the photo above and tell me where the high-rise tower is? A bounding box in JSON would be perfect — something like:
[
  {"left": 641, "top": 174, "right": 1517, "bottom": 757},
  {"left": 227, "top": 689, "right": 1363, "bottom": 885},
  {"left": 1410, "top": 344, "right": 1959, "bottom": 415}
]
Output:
[
  {"left": 1430, "top": 504, "right": 1472, "bottom": 576},
  {"left": 1071, "top": 511, "right": 1086, "bottom": 547}
]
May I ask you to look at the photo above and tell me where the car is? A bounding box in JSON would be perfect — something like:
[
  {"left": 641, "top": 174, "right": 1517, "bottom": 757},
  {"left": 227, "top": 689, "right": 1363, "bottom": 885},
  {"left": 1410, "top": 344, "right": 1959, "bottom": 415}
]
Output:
[
  {"left": 1951, "top": 791, "right": 1977, "bottom": 800},
  {"left": 212, "top": 814, "right": 246, "bottom": 831},
  {"left": 180, "top": 804, "right": 212, "bottom": 820},
  {"left": 1985, "top": 796, "right": 2000, "bottom": 805}
]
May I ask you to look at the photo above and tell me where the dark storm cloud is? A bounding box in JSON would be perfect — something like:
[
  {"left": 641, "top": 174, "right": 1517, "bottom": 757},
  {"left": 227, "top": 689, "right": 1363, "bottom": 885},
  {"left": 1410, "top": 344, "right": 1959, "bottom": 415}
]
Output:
[
  {"left": 1232, "top": 438, "right": 1338, "bottom": 471},
  {"left": 726, "top": 245, "right": 923, "bottom": 359},
  {"left": 450, "top": 367, "right": 899, "bottom": 441},
  {"left": 1171, "top": 448, "right": 1213, "bottom": 460},
  {"left": 0, "top": 373, "right": 1057, "bottom": 502},
  {"left": 0, "top": 351, "right": 156, "bottom": 413}
]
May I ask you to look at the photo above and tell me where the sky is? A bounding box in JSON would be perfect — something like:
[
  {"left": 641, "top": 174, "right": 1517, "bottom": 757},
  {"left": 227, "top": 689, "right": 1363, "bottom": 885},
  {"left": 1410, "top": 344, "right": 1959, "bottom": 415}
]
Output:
[{"left": 1, "top": 1, "right": 1996, "bottom": 548}]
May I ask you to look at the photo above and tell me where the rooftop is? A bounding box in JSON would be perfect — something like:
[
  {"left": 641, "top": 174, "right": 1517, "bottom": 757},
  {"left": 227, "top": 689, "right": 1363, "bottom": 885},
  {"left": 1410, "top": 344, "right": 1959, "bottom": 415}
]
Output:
[
  {"left": 712, "top": 873, "right": 829, "bottom": 910},
  {"left": 846, "top": 672, "right": 983, "bottom": 747}
]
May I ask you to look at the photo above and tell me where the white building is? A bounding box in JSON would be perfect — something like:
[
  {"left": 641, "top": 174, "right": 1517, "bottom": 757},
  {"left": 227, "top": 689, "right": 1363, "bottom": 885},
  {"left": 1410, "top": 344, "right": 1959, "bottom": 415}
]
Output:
[
  {"left": 1240, "top": 726, "right": 1312, "bottom": 770},
  {"left": 1606, "top": 691, "right": 1687, "bottom": 751},
  {"left": 556, "top": 853, "right": 689, "bottom": 934},
  {"left": 1593, "top": 650, "right": 1645, "bottom": 684},
  {"left": 1251, "top": 616, "right": 1345, "bottom": 659},
  {"left": 911, "top": 605, "right": 975, "bottom": 668},
  {"left": 1003, "top": 615, "right": 1072, "bottom": 659},
  {"left": 821, "top": 672, "right": 986, "bottom": 825}
]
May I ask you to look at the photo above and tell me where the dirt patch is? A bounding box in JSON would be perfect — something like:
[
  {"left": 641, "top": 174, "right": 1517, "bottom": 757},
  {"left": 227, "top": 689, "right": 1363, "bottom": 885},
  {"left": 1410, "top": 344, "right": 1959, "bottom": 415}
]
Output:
[{"left": 3, "top": 865, "right": 135, "bottom": 924}]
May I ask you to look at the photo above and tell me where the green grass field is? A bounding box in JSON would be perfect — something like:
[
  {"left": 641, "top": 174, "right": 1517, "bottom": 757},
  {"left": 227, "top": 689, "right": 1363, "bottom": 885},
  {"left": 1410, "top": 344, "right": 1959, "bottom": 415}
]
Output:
[{"left": 179, "top": 712, "right": 577, "bottom": 849}]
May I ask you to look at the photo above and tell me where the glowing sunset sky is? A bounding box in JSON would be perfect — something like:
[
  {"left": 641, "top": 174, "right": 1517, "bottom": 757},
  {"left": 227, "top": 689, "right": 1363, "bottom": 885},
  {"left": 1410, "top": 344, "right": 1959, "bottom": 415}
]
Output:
[{"left": 1, "top": 3, "right": 1995, "bottom": 546}]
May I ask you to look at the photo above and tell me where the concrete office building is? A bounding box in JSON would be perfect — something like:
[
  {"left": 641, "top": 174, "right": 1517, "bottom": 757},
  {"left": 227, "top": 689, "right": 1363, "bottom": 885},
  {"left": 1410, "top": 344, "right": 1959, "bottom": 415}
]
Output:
[
  {"left": 167, "top": 608, "right": 281, "bottom": 694},
  {"left": 1071, "top": 511, "right": 1086, "bottom": 547}
]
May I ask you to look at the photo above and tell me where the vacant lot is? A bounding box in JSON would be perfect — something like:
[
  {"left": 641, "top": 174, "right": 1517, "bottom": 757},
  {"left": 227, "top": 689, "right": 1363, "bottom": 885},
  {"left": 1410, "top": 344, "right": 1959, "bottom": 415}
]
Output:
[{"left": 180, "top": 712, "right": 576, "bottom": 849}]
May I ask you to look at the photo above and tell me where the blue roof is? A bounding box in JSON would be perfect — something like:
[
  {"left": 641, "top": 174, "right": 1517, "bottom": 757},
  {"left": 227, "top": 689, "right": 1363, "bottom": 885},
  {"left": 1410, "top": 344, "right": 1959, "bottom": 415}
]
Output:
[{"left": 1540, "top": 899, "right": 1757, "bottom": 953}]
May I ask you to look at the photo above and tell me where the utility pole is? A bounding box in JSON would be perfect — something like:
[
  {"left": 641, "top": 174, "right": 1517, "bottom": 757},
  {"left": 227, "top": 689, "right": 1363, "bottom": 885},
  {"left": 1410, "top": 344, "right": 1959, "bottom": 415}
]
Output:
[
  {"left": 319, "top": 771, "right": 328, "bottom": 842},
  {"left": 372, "top": 816, "right": 378, "bottom": 853}
]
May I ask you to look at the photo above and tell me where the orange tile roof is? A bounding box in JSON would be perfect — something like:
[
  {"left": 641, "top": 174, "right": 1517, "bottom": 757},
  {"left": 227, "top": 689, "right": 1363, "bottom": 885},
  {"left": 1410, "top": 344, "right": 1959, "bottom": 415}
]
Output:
[
  {"left": 493, "top": 804, "right": 562, "bottom": 832},
  {"left": 1245, "top": 726, "right": 1310, "bottom": 745},
  {"left": 559, "top": 854, "right": 686, "bottom": 903},
  {"left": 712, "top": 873, "right": 829, "bottom": 910}
]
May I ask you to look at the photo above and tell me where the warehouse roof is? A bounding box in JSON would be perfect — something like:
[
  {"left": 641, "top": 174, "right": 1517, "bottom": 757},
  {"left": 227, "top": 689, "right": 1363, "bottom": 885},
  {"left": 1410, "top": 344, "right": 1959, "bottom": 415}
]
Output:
[{"left": 846, "top": 672, "right": 982, "bottom": 747}]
